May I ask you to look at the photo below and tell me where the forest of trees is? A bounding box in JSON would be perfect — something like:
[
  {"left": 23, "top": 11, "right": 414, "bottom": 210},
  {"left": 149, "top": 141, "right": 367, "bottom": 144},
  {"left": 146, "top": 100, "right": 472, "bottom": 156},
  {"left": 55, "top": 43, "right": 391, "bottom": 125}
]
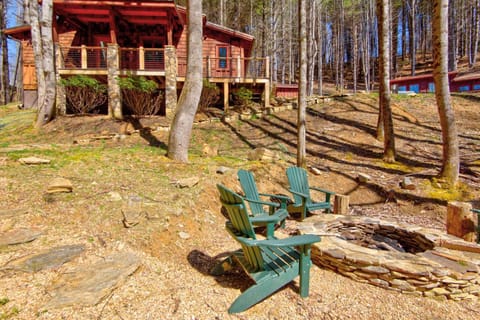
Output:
[
  {"left": 1, "top": 0, "right": 479, "bottom": 104},
  {"left": 188, "top": 0, "right": 479, "bottom": 94}
]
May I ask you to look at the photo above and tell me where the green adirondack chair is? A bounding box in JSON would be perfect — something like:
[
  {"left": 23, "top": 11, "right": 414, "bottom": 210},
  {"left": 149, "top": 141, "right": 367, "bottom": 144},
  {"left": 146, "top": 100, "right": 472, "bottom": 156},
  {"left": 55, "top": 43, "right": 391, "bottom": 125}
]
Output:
[
  {"left": 286, "top": 166, "right": 335, "bottom": 221},
  {"left": 214, "top": 184, "right": 321, "bottom": 314},
  {"left": 237, "top": 169, "right": 289, "bottom": 238}
]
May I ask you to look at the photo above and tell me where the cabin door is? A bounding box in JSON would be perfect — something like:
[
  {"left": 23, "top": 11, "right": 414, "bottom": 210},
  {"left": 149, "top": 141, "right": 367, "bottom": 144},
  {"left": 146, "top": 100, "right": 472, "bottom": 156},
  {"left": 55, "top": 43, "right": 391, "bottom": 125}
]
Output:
[{"left": 93, "top": 35, "right": 110, "bottom": 68}]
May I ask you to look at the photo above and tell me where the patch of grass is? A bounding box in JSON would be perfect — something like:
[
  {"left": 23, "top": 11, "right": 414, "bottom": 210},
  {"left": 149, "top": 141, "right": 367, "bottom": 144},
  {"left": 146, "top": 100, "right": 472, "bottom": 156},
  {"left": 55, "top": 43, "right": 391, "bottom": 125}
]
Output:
[
  {"left": 378, "top": 161, "right": 416, "bottom": 174},
  {"left": 0, "top": 306, "right": 19, "bottom": 320},
  {"left": 0, "top": 298, "right": 9, "bottom": 306},
  {"left": 423, "top": 180, "right": 474, "bottom": 202},
  {"left": 0, "top": 105, "right": 37, "bottom": 144}
]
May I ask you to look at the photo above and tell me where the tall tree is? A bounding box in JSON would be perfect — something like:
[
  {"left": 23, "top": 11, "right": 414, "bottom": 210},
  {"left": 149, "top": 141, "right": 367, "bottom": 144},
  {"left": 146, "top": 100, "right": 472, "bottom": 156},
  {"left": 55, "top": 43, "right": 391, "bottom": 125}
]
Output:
[
  {"left": 167, "top": 0, "right": 203, "bottom": 162},
  {"left": 0, "top": 0, "right": 9, "bottom": 105},
  {"left": 376, "top": 0, "right": 396, "bottom": 162},
  {"left": 297, "top": 0, "right": 307, "bottom": 168},
  {"left": 432, "top": 0, "right": 460, "bottom": 186},
  {"left": 26, "top": 0, "right": 56, "bottom": 127},
  {"left": 408, "top": 0, "right": 417, "bottom": 75}
]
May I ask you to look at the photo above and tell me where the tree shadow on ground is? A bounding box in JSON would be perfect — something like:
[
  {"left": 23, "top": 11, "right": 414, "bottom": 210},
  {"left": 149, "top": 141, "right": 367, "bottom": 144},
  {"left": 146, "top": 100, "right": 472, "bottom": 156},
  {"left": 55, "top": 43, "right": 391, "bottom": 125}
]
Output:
[
  {"left": 222, "top": 105, "right": 474, "bottom": 206},
  {"left": 128, "top": 117, "right": 167, "bottom": 148}
]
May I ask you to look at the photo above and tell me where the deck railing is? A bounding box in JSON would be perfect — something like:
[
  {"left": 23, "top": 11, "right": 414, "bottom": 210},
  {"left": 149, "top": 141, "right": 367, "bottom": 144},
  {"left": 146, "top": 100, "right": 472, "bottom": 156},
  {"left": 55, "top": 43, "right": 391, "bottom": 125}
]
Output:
[
  {"left": 119, "top": 47, "right": 165, "bottom": 70},
  {"left": 60, "top": 46, "right": 107, "bottom": 69},
  {"left": 177, "top": 56, "right": 269, "bottom": 79},
  {"left": 58, "top": 46, "right": 269, "bottom": 79}
]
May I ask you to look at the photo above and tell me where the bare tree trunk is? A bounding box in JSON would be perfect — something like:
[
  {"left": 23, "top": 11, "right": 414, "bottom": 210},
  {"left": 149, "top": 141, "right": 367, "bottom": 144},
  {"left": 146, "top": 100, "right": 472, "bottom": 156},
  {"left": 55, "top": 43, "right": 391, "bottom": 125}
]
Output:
[
  {"left": 0, "top": 0, "right": 9, "bottom": 105},
  {"left": 377, "top": 0, "right": 395, "bottom": 162},
  {"left": 167, "top": 0, "right": 203, "bottom": 163},
  {"left": 391, "top": 4, "right": 399, "bottom": 78},
  {"left": 409, "top": 0, "right": 417, "bottom": 76},
  {"left": 297, "top": 0, "right": 307, "bottom": 168},
  {"left": 352, "top": 23, "right": 358, "bottom": 93},
  {"left": 433, "top": 0, "right": 460, "bottom": 186},
  {"left": 26, "top": 0, "right": 56, "bottom": 127},
  {"left": 317, "top": 2, "right": 323, "bottom": 96},
  {"left": 448, "top": 0, "right": 458, "bottom": 71}
]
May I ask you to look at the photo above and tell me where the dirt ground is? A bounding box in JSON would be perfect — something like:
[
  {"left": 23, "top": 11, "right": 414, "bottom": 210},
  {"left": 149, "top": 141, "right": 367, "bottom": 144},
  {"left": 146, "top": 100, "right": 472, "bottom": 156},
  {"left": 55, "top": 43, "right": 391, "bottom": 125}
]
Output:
[{"left": 1, "top": 93, "right": 480, "bottom": 319}]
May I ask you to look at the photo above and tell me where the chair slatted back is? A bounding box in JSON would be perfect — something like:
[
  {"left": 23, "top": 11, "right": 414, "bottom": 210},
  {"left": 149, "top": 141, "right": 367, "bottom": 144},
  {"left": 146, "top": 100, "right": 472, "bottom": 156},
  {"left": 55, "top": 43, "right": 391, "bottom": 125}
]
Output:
[
  {"left": 217, "top": 184, "right": 264, "bottom": 271},
  {"left": 237, "top": 169, "right": 264, "bottom": 215},
  {"left": 286, "top": 166, "right": 312, "bottom": 205}
]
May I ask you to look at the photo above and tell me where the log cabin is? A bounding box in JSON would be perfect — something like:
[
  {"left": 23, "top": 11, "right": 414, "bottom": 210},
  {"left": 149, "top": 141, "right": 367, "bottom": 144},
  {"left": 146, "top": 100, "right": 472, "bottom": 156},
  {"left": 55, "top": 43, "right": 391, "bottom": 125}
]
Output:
[
  {"left": 390, "top": 71, "right": 480, "bottom": 94},
  {"left": 4, "top": 0, "right": 270, "bottom": 114}
]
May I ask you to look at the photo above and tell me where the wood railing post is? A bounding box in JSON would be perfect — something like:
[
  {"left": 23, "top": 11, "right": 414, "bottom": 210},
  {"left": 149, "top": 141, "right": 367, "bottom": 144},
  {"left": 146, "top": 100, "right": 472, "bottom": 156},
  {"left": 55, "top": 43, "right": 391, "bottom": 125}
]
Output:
[
  {"left": 81, "top": 45, "right": 87, "bottom": 69},
  {"left": 237, "top": 56, "right": 241, "bottom": 78},
  {"left": 265, "top": 56, "right": 270, "bottom": 79},
  {"left": 139, "top": 46, "right": 145, "bottom": 70},
  {"left": 207, "top": 56, "right": 211, "bottom": 78}
]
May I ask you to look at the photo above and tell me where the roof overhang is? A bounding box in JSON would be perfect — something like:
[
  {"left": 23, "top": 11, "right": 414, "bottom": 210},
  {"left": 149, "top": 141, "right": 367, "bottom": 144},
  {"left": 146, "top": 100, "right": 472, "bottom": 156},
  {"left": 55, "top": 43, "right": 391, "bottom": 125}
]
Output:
[
  {"left": 3, "top": 25, "right": 32, "bottom": 41},
  {"left": 53, "top": 0, "right": 182, "bottom": 26}
]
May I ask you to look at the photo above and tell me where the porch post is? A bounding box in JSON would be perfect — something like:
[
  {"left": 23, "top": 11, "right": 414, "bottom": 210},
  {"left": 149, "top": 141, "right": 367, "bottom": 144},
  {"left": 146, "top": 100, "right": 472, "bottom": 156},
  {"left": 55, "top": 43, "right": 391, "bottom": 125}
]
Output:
[
  {"left": 139, "top": 46, "right": 145, "bottom": 70},
  {"left": 223, "top": 82, "right": 229, "bottom": 112},
  {"left": 264, "top": 80, "right": 270, "bottom": 109},
  {"left": 237, "top": 56, "right": 241, "bottom": 78},
  {"left": 164, "top": 45, "right": 177, "bottom": 112},
  {"left": 107, "top": 43, "right": 123, "bottom": 119},
  {"left": 81, "top": 45, "right": 87, "bottom": 69},
  {"left": 55, "top": 43, "right": 66, "bottom": 115}
]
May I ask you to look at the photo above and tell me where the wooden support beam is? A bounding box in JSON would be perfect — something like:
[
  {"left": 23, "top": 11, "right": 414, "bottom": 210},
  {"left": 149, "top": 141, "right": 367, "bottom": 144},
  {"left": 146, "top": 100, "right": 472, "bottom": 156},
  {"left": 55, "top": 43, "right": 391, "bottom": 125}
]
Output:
[
  {"left": 81, "top": 45, "right": 87, "bottom": 69},
  {"left": 139, "top": 47, "right": 145, "bottom": 70},
  {"left": 237, "top": 56, "right": 241, "bottom": 78},
  {"left": 109, "top": 10, "right": 117, "bottom": 44},
  {"left": 223, "top": 82, "right": 229, "bottom": 112},
  {"left": 206, "top": 56, "right": 211, "bottom": 78}
]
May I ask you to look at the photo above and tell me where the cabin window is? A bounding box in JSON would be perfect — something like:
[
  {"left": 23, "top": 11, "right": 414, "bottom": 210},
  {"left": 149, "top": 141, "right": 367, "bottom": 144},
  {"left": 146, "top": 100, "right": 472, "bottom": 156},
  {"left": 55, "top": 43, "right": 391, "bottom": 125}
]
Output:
[
  {"left": 459, "top": 85, "right": 470, "bottom": 92},
  {"left": 428, "top": 83, "right": 435, "bottom": 92},
  {"left": 473, "top": 84, "right": 480, "bottom": 90},
  {"left": 409, "top": 84, "right": 420, "bottom": 93},
  {"left": 397, "top": 85, "right": 407, "bottom": 92},
  {"left": 218, "top": 46, "right": 228, "bottom": 69}
]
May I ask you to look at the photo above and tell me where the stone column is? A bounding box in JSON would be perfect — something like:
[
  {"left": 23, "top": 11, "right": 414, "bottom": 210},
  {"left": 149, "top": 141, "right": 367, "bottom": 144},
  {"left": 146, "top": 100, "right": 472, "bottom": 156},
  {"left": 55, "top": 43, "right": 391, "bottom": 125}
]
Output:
[
  {"left": 54, "top": 43, "right": 66, "bottom": 115},
  {"left": 164, "top": 45, "right": 177, "bottom": 112},
  {"left": 107, "top": 43, "right": 122, "bottom": 119}
]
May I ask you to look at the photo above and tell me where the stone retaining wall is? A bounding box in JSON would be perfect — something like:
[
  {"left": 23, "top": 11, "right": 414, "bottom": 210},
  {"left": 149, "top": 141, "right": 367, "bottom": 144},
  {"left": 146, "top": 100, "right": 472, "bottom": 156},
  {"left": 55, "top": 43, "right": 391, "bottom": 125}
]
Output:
[{"left": 298, "top": 215, "right": 480, "bottom": 301}]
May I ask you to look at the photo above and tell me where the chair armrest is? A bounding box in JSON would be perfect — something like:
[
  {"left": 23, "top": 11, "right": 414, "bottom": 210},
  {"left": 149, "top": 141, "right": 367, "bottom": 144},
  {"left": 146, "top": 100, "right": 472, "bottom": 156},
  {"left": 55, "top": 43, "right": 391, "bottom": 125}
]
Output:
[
  {"left": 238, "top": 234, "right": 321, "bottom": 247},
  {"left": 244, "top": 197, "right": 280, "bottom": 209},
  {"left": 309, "top": 186, "right": 335, "bottom": 195},
  {"left": 289, "top": 189, "right": 309, "bottom": 200},
  {"left": 259, "top": 193, "right": 290, "bottom": 201},
  {"left": 250, "top": 210, "right": 288, "bottom": 224},
  {"left": 259, "top": 193, "right": 290, "bottom": 210}
]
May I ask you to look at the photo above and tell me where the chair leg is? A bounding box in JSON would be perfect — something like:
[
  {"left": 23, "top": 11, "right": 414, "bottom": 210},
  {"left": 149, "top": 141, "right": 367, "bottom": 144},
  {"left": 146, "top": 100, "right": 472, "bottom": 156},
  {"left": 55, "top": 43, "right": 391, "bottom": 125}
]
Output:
[
  {"left": 228, "top": 268, "right": 298, "bottom": 314},
  {"left": 298, "top": 245, "right": 313, "bottom": 297}
]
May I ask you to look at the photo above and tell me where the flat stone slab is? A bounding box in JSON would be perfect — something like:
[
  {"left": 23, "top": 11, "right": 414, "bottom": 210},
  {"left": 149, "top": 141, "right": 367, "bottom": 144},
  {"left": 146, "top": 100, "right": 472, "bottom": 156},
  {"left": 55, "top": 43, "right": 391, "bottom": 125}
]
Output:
[
  {"left": 0, "top": 228, "right": 42, "bottom": 246},
  {"left": 47, "top": 178, "right": 73, "bottom": 193},
  {"left": 18, "top": 156, "right": 51, "bottom": 165},
  {"left": 2, "top": 244, "right": 85, "bottom": 272},
  {"left": 45, "top": 252, "right": 141, "bottom": 309},
  {"left": 0, "top": 208, "right": 28, "bottom": 219}
]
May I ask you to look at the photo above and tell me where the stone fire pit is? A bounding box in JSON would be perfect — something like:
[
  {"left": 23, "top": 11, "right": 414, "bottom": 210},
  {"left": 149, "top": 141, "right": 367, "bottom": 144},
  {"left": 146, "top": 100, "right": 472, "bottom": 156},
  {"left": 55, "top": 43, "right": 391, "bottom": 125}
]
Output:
[{"left": 298, "top": 214, "right": 480, "bottom": 300}]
